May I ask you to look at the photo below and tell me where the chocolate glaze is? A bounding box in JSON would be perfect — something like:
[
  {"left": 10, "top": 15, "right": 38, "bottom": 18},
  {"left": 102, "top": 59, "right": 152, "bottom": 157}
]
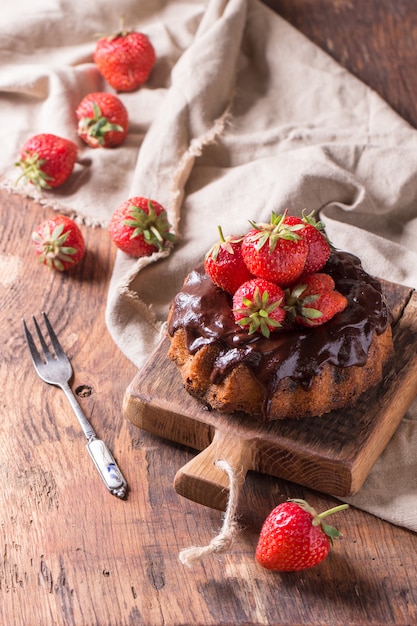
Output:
[{"left": 167, "top": 251, "right": 391, "bottom": 399}]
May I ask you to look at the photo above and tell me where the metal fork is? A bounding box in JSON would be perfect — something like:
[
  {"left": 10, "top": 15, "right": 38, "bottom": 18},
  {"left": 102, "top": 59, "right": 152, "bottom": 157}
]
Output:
[{"left": 22, "top": 312, "right": 128, "bottom": 499}]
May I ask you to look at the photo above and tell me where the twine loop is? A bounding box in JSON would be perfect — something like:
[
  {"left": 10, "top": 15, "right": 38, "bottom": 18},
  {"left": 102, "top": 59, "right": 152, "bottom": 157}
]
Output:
[{"left": 179, "top": 459, "right": 241, "bottom": 567}]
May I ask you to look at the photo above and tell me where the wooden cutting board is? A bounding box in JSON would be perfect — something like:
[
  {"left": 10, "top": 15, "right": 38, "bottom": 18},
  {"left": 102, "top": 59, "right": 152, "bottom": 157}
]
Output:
[{"left": 123, "top": 280, "right": 417, "bottom": 511}]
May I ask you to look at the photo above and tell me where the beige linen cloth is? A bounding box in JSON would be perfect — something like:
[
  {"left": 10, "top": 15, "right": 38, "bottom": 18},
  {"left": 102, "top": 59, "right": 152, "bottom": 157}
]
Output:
[{"left": 2, "top": 0, "right": 417, "bottom": 532}]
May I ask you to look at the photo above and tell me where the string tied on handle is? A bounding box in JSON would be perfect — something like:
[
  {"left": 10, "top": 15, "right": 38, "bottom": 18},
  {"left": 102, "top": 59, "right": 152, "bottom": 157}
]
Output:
[{"left": 179, "top": 459, "right": 241, "bottom": 567}]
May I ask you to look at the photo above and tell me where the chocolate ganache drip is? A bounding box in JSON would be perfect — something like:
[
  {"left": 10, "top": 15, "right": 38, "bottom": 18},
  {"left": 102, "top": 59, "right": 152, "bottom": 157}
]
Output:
[{"left": 167, "top": 251, "right": 390, "bottom": 394}]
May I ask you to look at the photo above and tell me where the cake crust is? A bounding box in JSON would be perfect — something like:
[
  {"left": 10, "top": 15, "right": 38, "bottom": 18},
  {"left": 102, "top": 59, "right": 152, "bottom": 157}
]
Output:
[{"left": 168, "top": 324, "right": 393, "bottom": 420}]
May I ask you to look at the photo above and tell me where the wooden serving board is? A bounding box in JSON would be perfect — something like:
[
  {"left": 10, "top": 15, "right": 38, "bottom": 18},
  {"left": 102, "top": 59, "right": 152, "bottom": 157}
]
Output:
[{"left": 123, "top": 280, "right": 417, "bottom": 511}]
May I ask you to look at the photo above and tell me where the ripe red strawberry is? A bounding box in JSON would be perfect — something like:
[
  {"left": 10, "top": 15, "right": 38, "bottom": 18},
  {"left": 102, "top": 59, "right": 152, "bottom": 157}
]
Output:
[
  {"left": 241, "top": 212, "right": 308, "bottom": 287},
  {"left": 286, "top": 211, "right": 332, "bottom": 274},
  {"left": 15, "top": 134, "right": 78, "bottom": 191},
  {"left": 256, "top": 499, "right": 349, "bottom": 571},
  {"left": 32, "top": 214, "right": 85, "bottom": 271},
  {"left": 94, "top": 22, "right": 156, "bottom": 92},
  {"left": 233, "top": 278, "right": 286, "bottom": 338},
  {"left": 285, "top": 273, "right": 348, "bottom": 327},
  {"left": 108, "top": 196, "right": 175, "bottom": 257},
  {"left": 76, "top": 92, "right": 128, "bottom": 148},
  {"left": 204, "top": 226, "right": 253, "bottom": 294}
]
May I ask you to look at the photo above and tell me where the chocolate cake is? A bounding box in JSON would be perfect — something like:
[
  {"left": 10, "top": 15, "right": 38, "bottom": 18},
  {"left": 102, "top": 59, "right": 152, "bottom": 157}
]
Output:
[{"left": 166, "top": 251, "right": 393, "bottom": 421}]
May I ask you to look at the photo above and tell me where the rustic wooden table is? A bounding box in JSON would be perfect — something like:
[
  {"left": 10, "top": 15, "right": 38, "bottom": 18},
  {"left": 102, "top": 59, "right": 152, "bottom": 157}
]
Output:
[{"left": 1, "top": 1, "right": 417, "bottom": 624}]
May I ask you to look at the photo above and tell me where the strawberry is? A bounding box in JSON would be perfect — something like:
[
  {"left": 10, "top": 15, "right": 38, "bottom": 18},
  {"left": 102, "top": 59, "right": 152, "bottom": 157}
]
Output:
[
  {"left": 285, "top": 273, "right": 348, "bottom": 327},
  {"left": 241, "top": 211, "right": 308, "bottom": 287},
  {"left": 233, "top": 278, "right": 286, "bottom": 338},
  {"left": 32, "top": 214, "right": 85, "bottom": 271},
  {"left": 204, "top": 226, "right": 253, "bottom": 294},
  {"left": 256, "top": 499, "right": 349, "bottom": 571},
  {"left": 15, "top": 134, "right": 78, "bottom": 191},
  {"left": 108, "top": 196, "right": 175, "bottom": 257},
  {"left": 76, "top": 92, "right": 128, "bottom": 148},
  {"left": 285, "top": 211, "right": 332, "bottom": 274},
  {"left": 94, "top": 20, "right": 156, "bottom": 92}
]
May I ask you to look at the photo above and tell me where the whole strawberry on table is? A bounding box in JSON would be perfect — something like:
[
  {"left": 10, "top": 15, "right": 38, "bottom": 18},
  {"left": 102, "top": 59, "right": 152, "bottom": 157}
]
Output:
[
  {"left": 76, "top": 92, "right": 128, "bottom": 148},
  {"left": 109, "top": 196, "right": 175, "bottom": 257},
  {"left": 94, "top": 18, "right": 156, "bottom": 92},
  {"left": 256, "top": 499, "right": 349, "bottom": 571},
  {"left": 15, "top": 133, "right": 78, "bottom": 191},
  {"left": 32, "top": 214, "right": 85, "bottom": 272}
]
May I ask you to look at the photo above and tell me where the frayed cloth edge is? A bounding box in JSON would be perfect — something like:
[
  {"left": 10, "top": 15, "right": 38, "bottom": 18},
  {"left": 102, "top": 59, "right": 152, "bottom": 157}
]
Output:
[{"left": 0, "top": 178, "right": 107, "bottom": 228}]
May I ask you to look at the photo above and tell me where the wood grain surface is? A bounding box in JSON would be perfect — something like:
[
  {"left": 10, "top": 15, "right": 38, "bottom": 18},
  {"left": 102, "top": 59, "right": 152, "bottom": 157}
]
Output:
[{"left": 2, "top": 1, "right": 417, "bottom": 625}]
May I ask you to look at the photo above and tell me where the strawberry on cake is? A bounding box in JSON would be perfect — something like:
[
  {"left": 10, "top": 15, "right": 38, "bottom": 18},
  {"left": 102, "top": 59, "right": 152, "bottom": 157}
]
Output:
[{"left": 167, "top": 211, "right": 394, "bottom": 422}]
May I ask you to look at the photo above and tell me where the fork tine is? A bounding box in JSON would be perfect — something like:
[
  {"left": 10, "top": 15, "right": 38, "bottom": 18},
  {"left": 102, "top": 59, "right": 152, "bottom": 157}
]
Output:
[
  {"left": 42, "top": 311, "right": 67, "bottom": 359},
  {"left": 22, "top": 318, "right": 43, "bottom": 367},
  {"left": 32, "top": 314, "right": 54, "bottom": 362}
]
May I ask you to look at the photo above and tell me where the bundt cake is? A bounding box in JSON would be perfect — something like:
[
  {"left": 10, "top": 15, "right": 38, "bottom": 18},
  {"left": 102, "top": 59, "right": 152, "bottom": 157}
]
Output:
[{"left": 166, "top": 213, "right": 394, "bottom": 422}]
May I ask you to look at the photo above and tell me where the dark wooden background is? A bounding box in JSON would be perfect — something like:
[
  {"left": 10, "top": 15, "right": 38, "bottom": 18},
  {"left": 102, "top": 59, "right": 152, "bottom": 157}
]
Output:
[{"left": 1, "top": 1, "right": 417, "bottom": 625}]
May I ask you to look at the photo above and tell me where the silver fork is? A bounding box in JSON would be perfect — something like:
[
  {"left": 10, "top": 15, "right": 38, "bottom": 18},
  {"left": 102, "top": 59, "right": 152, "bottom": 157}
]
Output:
[{"left": 22, "top": 312, "right": 128, "bottom": 499}]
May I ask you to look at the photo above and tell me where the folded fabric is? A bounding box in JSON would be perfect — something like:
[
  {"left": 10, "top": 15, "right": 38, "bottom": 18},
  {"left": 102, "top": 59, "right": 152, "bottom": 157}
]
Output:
[{"left": 2, "top": 0, "right": 417, "bottom": 532}]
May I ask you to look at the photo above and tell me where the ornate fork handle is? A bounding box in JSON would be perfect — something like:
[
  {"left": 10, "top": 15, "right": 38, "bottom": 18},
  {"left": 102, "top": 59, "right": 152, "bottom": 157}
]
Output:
[{"left": 86, "top": 438, "right": 127, "bottom": 499}]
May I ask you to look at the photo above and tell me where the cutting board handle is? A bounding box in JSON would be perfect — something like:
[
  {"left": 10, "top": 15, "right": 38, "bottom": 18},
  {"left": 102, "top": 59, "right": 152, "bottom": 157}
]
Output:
[{"left": 173, "top": 429, "right": 254, "bottom": 511}]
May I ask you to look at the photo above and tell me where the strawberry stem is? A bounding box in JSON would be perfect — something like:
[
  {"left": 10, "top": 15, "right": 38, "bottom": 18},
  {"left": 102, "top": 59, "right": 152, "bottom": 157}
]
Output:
[
  {"left": 313, "top": 503, "right": 350, "bottom": 526},
  {"left": 217, "top": 225, "right": 226, "bottom": 243}
]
